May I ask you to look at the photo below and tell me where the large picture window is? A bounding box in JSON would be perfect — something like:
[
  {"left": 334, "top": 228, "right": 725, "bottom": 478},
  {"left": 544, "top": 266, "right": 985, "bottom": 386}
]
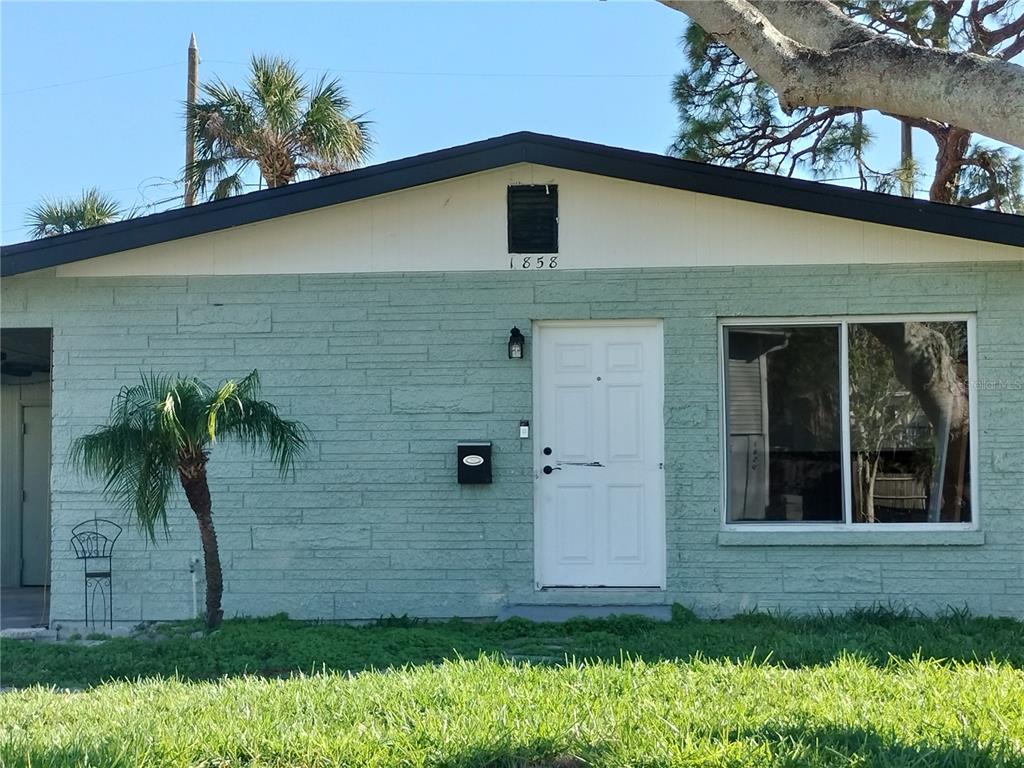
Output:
[{"left": 723, "top": 317, "right": 974, "bottom": 528}]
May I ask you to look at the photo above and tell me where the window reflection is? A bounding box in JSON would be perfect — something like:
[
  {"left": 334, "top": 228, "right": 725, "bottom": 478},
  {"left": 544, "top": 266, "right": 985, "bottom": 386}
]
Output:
[
  {"left": 849, "top": 321, "right": 971, "bottom": 523},
  {"left": 725, "top": 326, "right": 843, "bottom": 522}
]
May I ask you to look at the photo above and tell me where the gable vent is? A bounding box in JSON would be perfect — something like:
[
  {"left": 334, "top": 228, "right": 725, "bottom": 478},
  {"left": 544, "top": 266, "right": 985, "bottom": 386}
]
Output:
[{"left": 507, "top": 185, "right": 558, "bottom": 254}]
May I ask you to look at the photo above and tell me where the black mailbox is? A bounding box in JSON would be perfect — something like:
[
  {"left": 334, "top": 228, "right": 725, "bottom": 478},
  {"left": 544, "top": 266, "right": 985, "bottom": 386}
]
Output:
[{"left": 458, "top": 442, "right": 492, "bottom": 484}]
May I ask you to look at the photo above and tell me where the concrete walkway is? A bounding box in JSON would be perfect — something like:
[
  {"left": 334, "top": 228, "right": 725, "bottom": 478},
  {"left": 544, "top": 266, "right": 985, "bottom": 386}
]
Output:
[
  {"left": 1, "top": 587, "right": 49, "bottom": 629},
  {"left": 498, "top": 604, "right": 672, "bottom": 622}
]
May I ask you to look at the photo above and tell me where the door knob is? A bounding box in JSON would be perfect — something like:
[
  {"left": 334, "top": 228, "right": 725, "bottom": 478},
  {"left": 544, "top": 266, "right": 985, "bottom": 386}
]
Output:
[
  {"left": 542, "top": 465, "right": 561, "bottom": 474},
  {"left": 543, "top": 447, "right": 552, "bottom": 455}
]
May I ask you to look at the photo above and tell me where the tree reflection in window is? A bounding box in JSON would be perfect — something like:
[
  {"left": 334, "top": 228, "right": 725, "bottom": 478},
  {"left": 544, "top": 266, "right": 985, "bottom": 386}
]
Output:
[
  {"left": 725, "top": 319, "right": 972, "bottom": 526},
  {"left": 725, "top": 325, "right": 842, "bottom": 522},
  {"left": 849, "top": 321, "right": 970, "bottom": 523}
]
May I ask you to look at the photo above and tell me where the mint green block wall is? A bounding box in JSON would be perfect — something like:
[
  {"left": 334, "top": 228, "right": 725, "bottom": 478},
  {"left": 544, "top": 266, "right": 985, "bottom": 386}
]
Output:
[{"left": 1, "top": 261, "right": 1021, "bottom": 624}]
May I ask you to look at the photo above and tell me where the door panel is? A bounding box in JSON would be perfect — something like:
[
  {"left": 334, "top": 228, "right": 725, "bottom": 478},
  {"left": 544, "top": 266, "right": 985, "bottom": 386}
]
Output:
[
  {"left": 606, "top": 342, "right": 643, "bottom": 371},
  {"left": 21, "top": 405, "right": 51, "bottom": 586},
  {"left": 607, "top": 485, "right": 645, "bottom": 562},
  {"left": 606, "top": 385, "right": 643, "bottom": 460},
  {"left": 536, "top": 322, "right": 665, "bottom": 588},
  {"left": 555, "top": 486, "right": 595, "bottom": 563},
  {"left": 556, "top": 388, "right": 593, "bottom": 461}
]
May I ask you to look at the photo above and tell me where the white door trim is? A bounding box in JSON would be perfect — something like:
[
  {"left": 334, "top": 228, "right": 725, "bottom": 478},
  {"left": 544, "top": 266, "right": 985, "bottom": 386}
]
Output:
[{"left": 532, "top": 319, "right": 667, "bottom": 590}]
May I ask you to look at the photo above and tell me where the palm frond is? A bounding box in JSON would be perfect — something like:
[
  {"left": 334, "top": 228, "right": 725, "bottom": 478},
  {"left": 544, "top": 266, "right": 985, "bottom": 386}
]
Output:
[
  {"left": 70, "top": 379, "right": 180, "bottom": 540},
  {"left": 211, "top": 172, "right": 248, "bottom": 201},
  {"left": 26, "top": 188, "right": 123, "bottom": 238},
  {"left": 192, "top": 80, "right": 257, "bottom": 147},
  {"left": 186, "top": 81, "right": 257, "bottom": 197},
  {"left": 304, "top": 75, "right": 352, "bottom": 128},
  {"left": 209, "top": 369, "right": 309, "bottom": 476},
  {"left": 184, "top": 156, "right": 249, "bottom": 201},
  {"left": 71, "top": 370, "right": 309, "bottom": 544},
  {"left": 168, "top": 374, "right": 215, "bottom": 450},
  {"left": 80, "top": 187, "right": 122, "bottom": 221},
  {"left": 299, "top": 75, "right": 371, "bottom": 171},
  {"left": 300, "top": 116, "right": 372, "bottom": 175},
  {"left": 182, "top": 55, "right": 372, "bottom": 198},
  {"left": 206, "top": 369, "right": 260, "bottom": 440},
  {"left": 25, "top": 199, "right": 72, "bottom": 239},
  {"left": 249, "top": 55, "right": 306, "bottom": 134}
]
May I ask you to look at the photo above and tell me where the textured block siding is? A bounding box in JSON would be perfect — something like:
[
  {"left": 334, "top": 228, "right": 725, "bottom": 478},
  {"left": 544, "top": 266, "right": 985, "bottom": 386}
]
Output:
[{"left": 2, "top": 262, "right": 1022, "bottom": 624}]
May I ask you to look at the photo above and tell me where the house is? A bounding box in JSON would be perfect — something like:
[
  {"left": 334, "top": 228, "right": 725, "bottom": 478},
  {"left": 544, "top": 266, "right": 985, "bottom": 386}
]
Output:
[{"left": 1, "top": 132, "right": 1021, "bottom": 627}]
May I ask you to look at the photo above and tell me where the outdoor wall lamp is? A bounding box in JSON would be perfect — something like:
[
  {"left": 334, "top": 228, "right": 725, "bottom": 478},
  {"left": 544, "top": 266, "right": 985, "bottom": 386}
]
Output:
[{"left": 508, "top": 327, "right": 526, "bottom": 359}]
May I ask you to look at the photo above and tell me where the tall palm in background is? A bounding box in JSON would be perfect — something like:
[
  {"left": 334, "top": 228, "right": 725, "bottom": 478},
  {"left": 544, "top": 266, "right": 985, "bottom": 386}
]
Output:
[
  {"left": 185, "top": 55, "right": 372, "bottom": 201},
  {"left": 27, "top": 188, "right": 125, "bottom": 238},
  {"left": 71, "top": 370, "right": 309, "bottom": 629}
]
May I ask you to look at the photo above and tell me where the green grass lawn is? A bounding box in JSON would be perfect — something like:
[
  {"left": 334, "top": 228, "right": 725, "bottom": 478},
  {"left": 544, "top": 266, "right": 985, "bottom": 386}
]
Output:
[{"left": 2, "top": 609, "right": 1023, "bottom": 767}]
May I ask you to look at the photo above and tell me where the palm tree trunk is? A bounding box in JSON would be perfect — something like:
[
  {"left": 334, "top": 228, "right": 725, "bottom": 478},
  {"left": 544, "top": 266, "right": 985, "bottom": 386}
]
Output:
[
  {"left": 866, "top": 454, "right": 880, "bottom": 524},
  {"left": 854, "top": 451, "right": 865, "bottom": 522},
  {"left": 178, "top": 456, "right": 224, "bottom": 629}
]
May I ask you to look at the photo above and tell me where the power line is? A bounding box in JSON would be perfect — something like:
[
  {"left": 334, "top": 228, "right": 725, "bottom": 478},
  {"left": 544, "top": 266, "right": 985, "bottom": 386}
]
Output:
[
  {"left": 1, "top": 62, "right": 183, "bottom": 96},
  {"left": 2, "top": 48, "right": 676, "bottom": 100},
  {"left": 203, "top": 58, "right": 673, "bottom": 80},
  {"left": 1, "top": 57, "right": 674, "bottom": 99}
]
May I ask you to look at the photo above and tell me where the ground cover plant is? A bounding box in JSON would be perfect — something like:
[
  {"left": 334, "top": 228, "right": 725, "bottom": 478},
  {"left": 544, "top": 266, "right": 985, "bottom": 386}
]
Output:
[{"left": 2, "top": 609, "right": 1022, "bottom": 767}]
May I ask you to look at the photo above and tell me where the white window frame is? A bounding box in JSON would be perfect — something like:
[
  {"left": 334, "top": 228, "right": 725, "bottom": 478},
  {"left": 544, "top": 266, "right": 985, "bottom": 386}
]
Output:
[{"left": 718, "top": 314, "right": 979, "bottom": 533}]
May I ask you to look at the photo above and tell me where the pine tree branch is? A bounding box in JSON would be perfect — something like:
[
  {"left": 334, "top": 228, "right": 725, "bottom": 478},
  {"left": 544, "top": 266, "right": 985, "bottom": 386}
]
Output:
[
  {"left": 861, "top": 9, "right": 927, "bottom": 46},
  {"left": 974, "top": 0, "right": 1009, "bottom": 19},
  {"left": 744, "top": 106, "right": 850, "bottom": 166},
  {"left": 998, "top": 32, "right": 1024, "bottom": 59},
  {"left": 982, "top": 12, "right": 1024, "bottom": 45},
  {"left": 879, "top": 112, "right": 946, "bottom": 140},
  {"left": 959, "top": 190, "right": 996, "bottom": 206},
  {"left": 786, "top": 115, "right": 837, "bottom": 176}
]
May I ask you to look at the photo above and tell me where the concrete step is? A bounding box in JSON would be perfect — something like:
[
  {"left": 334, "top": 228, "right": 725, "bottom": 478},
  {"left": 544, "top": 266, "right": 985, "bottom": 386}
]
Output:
[
  {"left": 498, "top": 604, "right": 672, "bottom": 623},
  {"left": 0, "top": 627, "right": 57, "bottom": 642}
]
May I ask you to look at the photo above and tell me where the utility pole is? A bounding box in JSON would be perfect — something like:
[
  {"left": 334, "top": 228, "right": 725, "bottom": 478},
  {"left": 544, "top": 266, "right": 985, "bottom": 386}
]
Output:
[
  {"left": 184, "top": 33, "right": 199, "bottom": 207},
  {"left": 900, "top": 120, "right": 913, "bottom": 198}
]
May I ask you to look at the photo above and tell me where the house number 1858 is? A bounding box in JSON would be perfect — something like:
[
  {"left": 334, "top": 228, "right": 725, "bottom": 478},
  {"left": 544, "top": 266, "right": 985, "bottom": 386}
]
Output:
[{"left": 510, "top": 256, "right": 559, "bottom": 269}]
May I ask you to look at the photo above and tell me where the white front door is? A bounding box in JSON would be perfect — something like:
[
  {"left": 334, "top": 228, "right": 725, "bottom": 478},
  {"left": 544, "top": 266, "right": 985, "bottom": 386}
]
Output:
[{"left": 535, "top": 321, "right": 665, "bottom": 588}]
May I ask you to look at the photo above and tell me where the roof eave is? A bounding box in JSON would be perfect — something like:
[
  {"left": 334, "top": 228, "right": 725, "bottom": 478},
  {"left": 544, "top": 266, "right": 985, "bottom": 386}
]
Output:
[{"left": 3, "top": 131, "right": 1021, "bottom": 277}]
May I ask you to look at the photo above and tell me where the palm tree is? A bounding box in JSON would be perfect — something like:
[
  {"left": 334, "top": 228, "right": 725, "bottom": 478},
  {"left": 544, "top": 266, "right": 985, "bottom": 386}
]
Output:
[
  {"left": 26, "top": 188, "right": 125, "bottom": 238},
  {"left": 71, "top": 370, "right": 309, "bottom": 629},
  {"left": 185, "top": 55, "right": 372, "bottom": 201}
]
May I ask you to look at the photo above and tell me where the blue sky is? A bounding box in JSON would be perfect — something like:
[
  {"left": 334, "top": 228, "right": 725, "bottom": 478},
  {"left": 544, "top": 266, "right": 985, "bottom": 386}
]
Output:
[{"left": 1, "top": 1, "right": 908, "bottom": 244}]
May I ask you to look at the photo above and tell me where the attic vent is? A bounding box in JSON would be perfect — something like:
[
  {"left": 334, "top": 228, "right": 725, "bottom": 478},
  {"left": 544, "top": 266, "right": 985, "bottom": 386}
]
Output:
[{"left": 507, "top": 185, "right": 558, "bottom": 254}]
